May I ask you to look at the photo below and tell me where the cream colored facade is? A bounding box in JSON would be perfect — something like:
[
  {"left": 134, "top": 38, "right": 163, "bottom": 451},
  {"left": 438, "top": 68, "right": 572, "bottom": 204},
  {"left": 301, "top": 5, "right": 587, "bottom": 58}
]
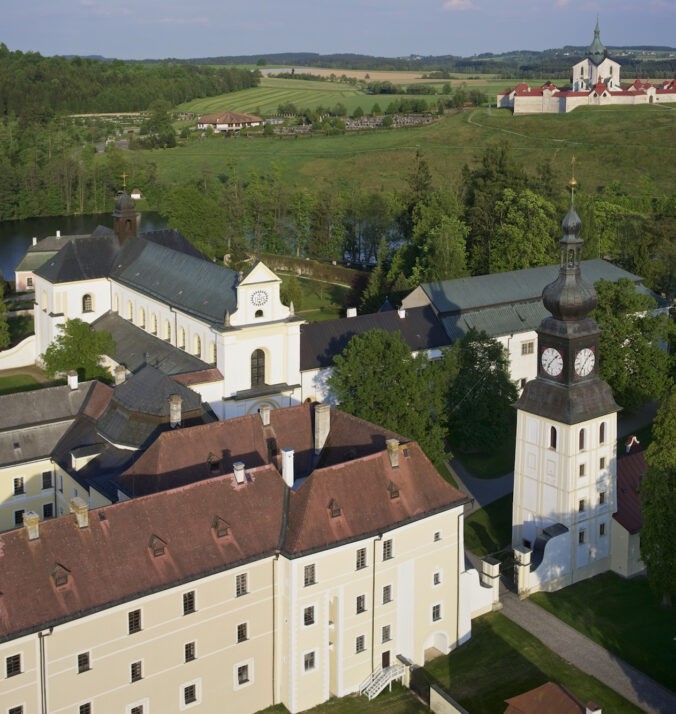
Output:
[{"left": 0, "top": 502, "right": 487, "bottom": 714}]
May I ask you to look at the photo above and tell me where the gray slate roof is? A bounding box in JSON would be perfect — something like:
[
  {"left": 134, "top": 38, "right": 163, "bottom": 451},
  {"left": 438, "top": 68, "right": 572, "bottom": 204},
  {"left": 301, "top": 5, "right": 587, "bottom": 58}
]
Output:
[
  {"left": 0, "top": 422, "right": 73, "bottom": 468},
  {"left": 34, "top": 234, "right": 120, "bottom": 283},
  {"left": 300, "top": 305, "right": 449, "bottom": 371},
  {"left": 441, "top": 301, "right": 551, "bottom": 341},
  {"left": 92, "top": 312, "right": 212, "bottom": 376},
  {"left": 418, "top": 260, "right": 644, "bottom": 315}
]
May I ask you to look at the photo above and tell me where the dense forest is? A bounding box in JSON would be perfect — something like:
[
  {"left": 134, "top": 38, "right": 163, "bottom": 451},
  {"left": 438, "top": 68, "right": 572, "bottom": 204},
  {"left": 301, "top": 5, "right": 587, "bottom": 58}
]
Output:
[{"left": 0, "top": 44, "right": 260, "bottom": 117}]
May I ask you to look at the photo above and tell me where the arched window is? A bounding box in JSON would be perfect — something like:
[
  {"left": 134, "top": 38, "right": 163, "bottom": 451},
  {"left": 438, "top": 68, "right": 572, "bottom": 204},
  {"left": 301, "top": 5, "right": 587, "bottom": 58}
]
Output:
[
  {"left": 150, "top": 313, "right": 158, "bottom": 335},
  {"left": 139, "top": 307, "right": 146, "bottom": 329},
  {"left": 193, "top": 335, "right": 201, "bottom": 358},
  {"left": 208, "top": 341, "right": 217, "bottom": 365},
  {"left": 251, "top": 349, "right": 265, "bottom": 387},
  {"left": 82, "top": 294, "right": 93, "bottom": 313},
  {"left": 549, "top": 426, "right": 557, "bottom": 450},
  {"left": 164, "top": 320, "right": 171, "bottom": 342},
  {"left": 127, "top": 301, "right": 133, "bottom": 321},
  {"left": 178, "top": 327, "right": 186, "bottom": 350},
  {"left": 113, "top": 294, "right": 119, "bottom": 313},
  {"left": 599, "top": 422, "right": 606, "bottom": 444},
  {"left": 579, "top": 429, "right": 585, "bottom": 451},
  {"left": 255, "top": 309, "right": 263, "bottom": 318}
]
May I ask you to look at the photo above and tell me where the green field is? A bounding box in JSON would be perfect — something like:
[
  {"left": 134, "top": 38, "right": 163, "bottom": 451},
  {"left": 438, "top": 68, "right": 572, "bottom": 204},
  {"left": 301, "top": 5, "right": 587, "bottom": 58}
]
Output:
[
  {"left": 0, "top": 374, "right": 41, "bottom": 396},
  {"left": 531, "top": 573, "right": 676, "bottom": 691},
  {"left": 464, "top": 493, "right": 513, "bottom": 557},
  {"left": 427, "top": 612, "right": 644, "bottom": 714},
  {"left": 278, "top": 274, "right": 352, "bottom": 322},
  {"left": 136, "top": 104, "right": 676, "bottom": 197}
]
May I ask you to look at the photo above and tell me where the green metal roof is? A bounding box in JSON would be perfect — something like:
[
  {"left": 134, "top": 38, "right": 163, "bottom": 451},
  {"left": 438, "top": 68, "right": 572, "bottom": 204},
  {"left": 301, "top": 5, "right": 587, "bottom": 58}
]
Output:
[
  {"left": 14, "top": 252, "right": 58, "bottom": 272},
  {"left": 441, "top": 301, "right": 550, "bottom": 341}
]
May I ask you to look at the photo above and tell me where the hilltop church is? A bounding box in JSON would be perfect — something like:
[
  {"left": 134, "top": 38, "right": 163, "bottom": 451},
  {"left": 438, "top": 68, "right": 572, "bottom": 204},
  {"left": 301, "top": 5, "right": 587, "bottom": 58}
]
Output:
[{"left": 497, "top": 20, "right": 676, "bottom": 114}]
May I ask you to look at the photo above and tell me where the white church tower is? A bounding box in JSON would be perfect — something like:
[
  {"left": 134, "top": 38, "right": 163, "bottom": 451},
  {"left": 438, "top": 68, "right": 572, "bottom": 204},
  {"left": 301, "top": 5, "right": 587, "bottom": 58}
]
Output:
[
  {"left": 571, "top": 19, "right": 622, "bottom": 91},
  {"left": 512, "top": 170, "right": 620, "bottom": 595}
]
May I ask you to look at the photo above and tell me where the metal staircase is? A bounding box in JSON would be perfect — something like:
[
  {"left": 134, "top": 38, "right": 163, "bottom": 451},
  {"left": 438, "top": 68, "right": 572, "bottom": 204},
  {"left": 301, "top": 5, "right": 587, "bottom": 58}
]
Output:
[{"left": 359, "top": 663, "right": 405, "bottom": 700}]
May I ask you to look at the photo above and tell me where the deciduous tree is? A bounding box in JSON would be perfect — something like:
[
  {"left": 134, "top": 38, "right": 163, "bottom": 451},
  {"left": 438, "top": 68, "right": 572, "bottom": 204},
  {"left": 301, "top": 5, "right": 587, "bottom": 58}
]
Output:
[{"left": 42, "top": 319, "right": 115, "bottom": 381}]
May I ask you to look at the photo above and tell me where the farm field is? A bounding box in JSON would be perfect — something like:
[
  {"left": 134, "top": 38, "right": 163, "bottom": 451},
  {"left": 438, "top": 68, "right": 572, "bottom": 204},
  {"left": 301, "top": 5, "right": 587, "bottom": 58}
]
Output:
[{"left": 138, "top": 104, "right": 676, "bottom": 196}]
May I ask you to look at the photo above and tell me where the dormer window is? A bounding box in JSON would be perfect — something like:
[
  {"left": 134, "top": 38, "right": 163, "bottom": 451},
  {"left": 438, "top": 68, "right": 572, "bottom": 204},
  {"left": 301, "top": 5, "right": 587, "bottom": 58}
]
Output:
[
  {"left": 328, "top": 498, "right": 341, "bottom": 518},
  {"left": 148, "top": 534, "right": 166, "bottom": 558},
  {"left": 386, "top": 480, "right": 400, "bottom": 499},
  {"left": 51, "top": 563, "right": 70, "bottom": 588},
  {"left": 212, "top": 515, "right": 230, "bottom": 538},
  {"left": 207, "top": 452, "right": 220, "bottom": 474}
]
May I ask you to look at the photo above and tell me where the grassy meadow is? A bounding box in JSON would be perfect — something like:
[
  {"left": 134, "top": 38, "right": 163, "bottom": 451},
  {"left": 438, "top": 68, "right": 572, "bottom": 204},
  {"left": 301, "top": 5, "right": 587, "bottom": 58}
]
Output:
[{"left": 139, "top": 103, "right": 676, "bottom": 197}]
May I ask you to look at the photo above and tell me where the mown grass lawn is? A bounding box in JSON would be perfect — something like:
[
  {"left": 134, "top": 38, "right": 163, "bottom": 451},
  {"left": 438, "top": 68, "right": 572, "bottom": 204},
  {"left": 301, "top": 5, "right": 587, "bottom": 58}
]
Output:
[
  {"left": 256, "top": 681, "right": 426, "bottom": 714},
  {"left": 0, "top": 374, "right": 41, "bottom": 396},
  {"left": 454, "top": 431, "right": 515, "bottom": 479},
  {"left": 278, "top": 274, "right": 351, "bottom": 322},
  {"left": 530, "top": 572, "right": 676, "bottom": 691},
  {"left": 426, "top": 612, "right": 644, "bottom": 714},
  {"left": 464, "top": 493, "right": 513, "bottom": 557}
]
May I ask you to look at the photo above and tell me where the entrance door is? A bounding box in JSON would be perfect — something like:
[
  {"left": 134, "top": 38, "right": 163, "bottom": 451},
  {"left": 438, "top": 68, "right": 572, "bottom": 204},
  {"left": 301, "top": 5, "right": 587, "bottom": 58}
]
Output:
[{"left": 381, "top": 650, "right": 390, "bottom": 669}]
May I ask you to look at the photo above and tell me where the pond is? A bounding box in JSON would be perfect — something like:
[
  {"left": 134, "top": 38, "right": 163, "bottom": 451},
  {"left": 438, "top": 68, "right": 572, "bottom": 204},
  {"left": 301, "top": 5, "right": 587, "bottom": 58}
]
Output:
[{"left": 0, "top": 212, "right": 168, "bottom": 282}]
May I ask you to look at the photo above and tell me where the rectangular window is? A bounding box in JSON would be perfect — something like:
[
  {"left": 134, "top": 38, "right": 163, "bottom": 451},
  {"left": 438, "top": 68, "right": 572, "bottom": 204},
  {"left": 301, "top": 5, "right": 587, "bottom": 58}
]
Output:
[
  {"left": 183, "top": 591, "right": 196, "bottom": 615},
  {"left": 304, "top": 651, "right": 315, "bottom": 672},
  {"left": 77, "top": 652, "right": 90, "bottom": 673},
  {"left": 304, "top": 564, "right": 316, "bottom": 587},
  {"left": 579, "top": 463, "right": 586, "bottom": 477},
  {"left": 382, "top": 539, "right": 393, "bottom": 561},
  {"left": 579, "top": 530, "right": 586, "bottom": 545},
  {"left": 599, "top": 491, "right": 606, "bottom": 505},
  {"left": 356, "top": 595, "right": 366, "bottom": 614},
  {"left": 185, "top": 642, "right": 196, "bottom": 662},
  {"left": 184, "top": 684, "right": 197, "bottom": 705},
  {"left": 9, "top": 707, "right": 24, "bottom": 714},
  {"left": 432, "top": 604, "right": 442, "bottom": 622},
  {"left": 42, "top": 471, "right": 53, "bottom": 489},
  {"left": 43, "top": 503, "right": 54, "bottom": 519},
  {"left": 236, "top": 573, "right": 248, "bottom": 597},
  {"left": 14, "top": 509, "right": 24, "bottom": 526},
  {"left": 130, "top": 661, "right": 142, "bottom": 682},
  {"left": 433, "top": 572, "right": 441, "bottom": 586},
  {"left": 579, "top": 499, "right": 585, "bottom": 513},
  {"left": 382, "top": 585, "right": 392, "bottom": 604},
  {"left": 237, "top": 664, "right": 249, "bottom": 685},
  {"left": 381, "top": 625, "right": 391, "bottom": 643},
  {"left": 600, "top": 523, "right": 606, "bottom": 536},
  {"left": 26, "top": 277, "right": 33, "bottom": 287},
  {"left": 131, "top": 707, "right": 143, "bottom": 714},
  {"left": 521, "top": 341, "right": 534, "bottom": 355},
  {"left": 79, "top": 705, "right": 91, "bottom": 714},
  {"left": 434, "top": 531, "right": 441, "bottom": 542},
  {"left": 128, "top": 609, "right": 142, "bottom": 634},
  {"left": 6, "top": 654, "right": 21, "bottom": 677},
  {"left": 303, "top": 606, "right": 315, "bottom": 626},
  {"left": 356, "top": 547, "right": 367, "bottom": 570},
  {"left": 237, "top": 623, "right": 248, "bottom": 642},
  {"left": 13, "top": 477, "right": 25, "bottom": 496},
  {"left": 355, "top": 635, "right": 365, "bottom": 653},
  {"left": 600, "top": 457, "right": 606, "bottom": 469}
]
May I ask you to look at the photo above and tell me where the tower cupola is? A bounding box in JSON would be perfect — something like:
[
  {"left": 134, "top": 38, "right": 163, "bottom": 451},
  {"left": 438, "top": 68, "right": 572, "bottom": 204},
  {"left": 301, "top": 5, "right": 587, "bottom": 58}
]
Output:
[
  {"left": 112, "top": 173, "right": 138, "bottom": 244},
  {"left": 587, "top": 18, "right": 607, "bottom": 65}
]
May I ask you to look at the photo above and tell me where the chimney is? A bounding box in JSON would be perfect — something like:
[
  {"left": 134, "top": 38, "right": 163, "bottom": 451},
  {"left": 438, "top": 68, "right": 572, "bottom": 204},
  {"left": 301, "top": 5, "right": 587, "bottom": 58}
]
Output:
[
  {"left": 70, "top": 497, "right": 89, "bottom": 528},
  {"left": 586, "top": 705, "right": 602, "bottom": 714},
  {"left": 386, "top": 438, "right": 399, "bottom": 468},
  {"left": 259, "top": 404, "right": 271, "bottom": 427},
  {"left": 233, "top": 462, "right": 245, "bottom": 484},
  {"left": 346, "top": 307, "right": 357, "bottom": 318},
  {"left": 56, "top": 229, "right": 61, "bottom": 238},
  {"left": 23, "top": 511, "right": 40, "bottom": 540},
  {"left": 32, "top": 236, "right": 37, "bottom": 246},
  {"left": 114, "top": 365, "right": 126, "bottom": 385},
  {"left": 67, "top": 370, "right": 78, "bottom": 390},
  {"left": 282, "top": 448, "right": 294, "bottom": 488},
  {"left": 169, "top": 394, "right": 182, "bottom": 428},
  {"left": 314, "top": 403, "right": 330, "bottom": 455},
  {"left": 398, "top": 307, "right": 406, "bottom": 319}
]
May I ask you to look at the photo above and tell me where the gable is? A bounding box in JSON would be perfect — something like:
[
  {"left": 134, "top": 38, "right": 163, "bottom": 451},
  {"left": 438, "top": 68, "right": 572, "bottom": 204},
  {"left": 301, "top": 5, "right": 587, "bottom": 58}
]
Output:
[{"left": 239, "top": 261, "right": 281, "bottom": 287}]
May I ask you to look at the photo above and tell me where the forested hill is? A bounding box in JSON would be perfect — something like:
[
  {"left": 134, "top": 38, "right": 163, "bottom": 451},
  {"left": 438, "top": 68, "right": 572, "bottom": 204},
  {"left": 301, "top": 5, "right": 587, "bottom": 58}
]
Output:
[{"left": 0, "top": 44, "right": 260, "bottom": 119}]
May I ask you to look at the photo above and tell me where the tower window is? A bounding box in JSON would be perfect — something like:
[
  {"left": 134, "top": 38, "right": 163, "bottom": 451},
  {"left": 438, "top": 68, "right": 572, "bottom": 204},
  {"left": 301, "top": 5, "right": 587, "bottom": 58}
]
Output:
[
  {"left": 578, "top": 530, "right": 586, "bottom": 545},
  {"left": 599, "top": 491, "right": 606, "bottom": 505},
  {"left": 579, "top": 429, "right": 585, "bottom": 451},
  {"left": 600, "top": 457, "right": 606, "bottom": 469},
  {"left": 255, "top": 309, "right": 263, "bottom": 318},
  {"left": 549, "top": 426, "right": 557, "bottom": 450},
  {"left": 578, "top": 499, "right": 585, "bottom": 512},
  {"left": 600, "top": 523, "right": 606, "bottom": 536},
  {"left": 600, "top": 422, "right": 606, "bottom": 444},
  {"left": 579, "top": 463, "right": 586, "bottom": 477},
  {"left": 251, "top": 349, "right": 265, "bottom": 387}
]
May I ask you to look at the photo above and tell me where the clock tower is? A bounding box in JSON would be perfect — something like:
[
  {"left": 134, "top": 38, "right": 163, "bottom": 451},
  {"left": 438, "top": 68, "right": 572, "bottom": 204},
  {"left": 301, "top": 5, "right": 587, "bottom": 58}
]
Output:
[{"left": 512, "top": 173, "right": 620, "bottom": 593}]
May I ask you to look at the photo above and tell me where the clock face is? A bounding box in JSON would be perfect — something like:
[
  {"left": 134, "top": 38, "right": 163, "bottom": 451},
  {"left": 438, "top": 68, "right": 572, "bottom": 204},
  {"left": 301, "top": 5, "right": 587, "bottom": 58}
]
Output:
[
  {"left": 541, "top": 347, "right": 564, "bottom": 377},
  {"left": 574, "top": 347, "right": 595, "bottom": 377},
  {"left": 250, "top": 290, "right": 268, "bottom": 307}
]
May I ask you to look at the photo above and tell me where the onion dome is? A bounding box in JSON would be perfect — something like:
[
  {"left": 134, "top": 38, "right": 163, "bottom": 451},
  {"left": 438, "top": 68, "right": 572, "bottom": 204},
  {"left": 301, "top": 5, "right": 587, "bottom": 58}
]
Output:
[
  {"left": 114, "top": 190, "right": 135, "bottom": 214},
  {"left": 542, "top": 203, "right": 597, "bottom": 321},
  {"left": 587, "top": 19, "right": 607, "bottom": 65}
]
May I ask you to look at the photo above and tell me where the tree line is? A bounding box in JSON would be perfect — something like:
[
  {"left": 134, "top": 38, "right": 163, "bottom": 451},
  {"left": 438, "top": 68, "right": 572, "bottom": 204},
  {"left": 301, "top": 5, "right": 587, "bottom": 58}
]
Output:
[{"left": 0, "top": 44, "right": 259, "bottom": 118}]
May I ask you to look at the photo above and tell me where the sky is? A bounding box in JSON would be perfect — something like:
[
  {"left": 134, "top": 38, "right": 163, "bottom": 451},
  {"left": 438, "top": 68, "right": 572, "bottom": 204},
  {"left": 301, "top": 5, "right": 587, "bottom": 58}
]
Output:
[{"left": 4, "top": 0, "right": 675, "bottom": 60}]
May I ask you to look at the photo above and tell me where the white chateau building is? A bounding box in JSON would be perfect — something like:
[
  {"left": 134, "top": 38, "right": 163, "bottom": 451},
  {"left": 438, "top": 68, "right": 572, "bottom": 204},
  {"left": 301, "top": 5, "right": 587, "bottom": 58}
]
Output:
[{"left": 498, "top": 21, "right": 676, "bottom": 114}]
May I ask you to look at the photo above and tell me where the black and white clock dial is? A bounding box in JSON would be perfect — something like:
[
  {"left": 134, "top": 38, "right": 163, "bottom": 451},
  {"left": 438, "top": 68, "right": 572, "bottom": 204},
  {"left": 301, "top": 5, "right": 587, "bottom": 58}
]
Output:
[
  {"left": 574, "top": 347, "right": 595, "bottom": 377},
  {"left": 250, "top": 290, "right": 268, "bottom": 307},
  {"left": 541, "top": 347, "right": 564, "bottom": 377}
]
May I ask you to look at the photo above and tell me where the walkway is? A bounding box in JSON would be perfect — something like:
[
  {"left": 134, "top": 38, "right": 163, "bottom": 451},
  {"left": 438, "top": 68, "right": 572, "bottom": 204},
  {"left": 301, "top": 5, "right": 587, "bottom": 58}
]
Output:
[
  {"left": 500, "top": 592, "right": 676, "bottom": 714},
  {"left": 0, "top": 364, "right": 51, "bottom": 384},
  {"left": 447, "top": 458, "right": 513, "bottom": 514}
]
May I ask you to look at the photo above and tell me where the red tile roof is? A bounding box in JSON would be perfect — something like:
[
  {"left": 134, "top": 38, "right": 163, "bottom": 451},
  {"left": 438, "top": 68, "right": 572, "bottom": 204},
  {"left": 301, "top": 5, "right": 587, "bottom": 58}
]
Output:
[
  {"left": 198, "top": 111, "right": 262, "bottom": 124},
  {"left": 614, "top": 449, "right": 646, "bottom": 534},
  {"left": 170, "top": 368, "right": 223, "bottom": 386},
  {"left": 504, "top": 682, "right": 588, "bottom": 714}
]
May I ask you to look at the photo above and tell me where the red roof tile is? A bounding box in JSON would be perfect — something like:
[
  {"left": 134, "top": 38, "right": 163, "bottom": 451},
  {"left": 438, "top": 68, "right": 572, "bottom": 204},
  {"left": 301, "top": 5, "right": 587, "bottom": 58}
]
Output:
[
  {"left": 504, "top": 682, "right": 587, "bottom": 714},
  {"left": 170, "top": 368, "right": 223, "bottom": 386},
  {"left": 614, "top": 449, "right": 646, "bottom": 534}
]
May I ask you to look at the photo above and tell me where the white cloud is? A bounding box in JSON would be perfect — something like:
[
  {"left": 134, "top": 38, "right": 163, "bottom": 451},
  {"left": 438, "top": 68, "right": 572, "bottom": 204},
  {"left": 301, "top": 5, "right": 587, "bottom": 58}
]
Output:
[{"left": 442, "top": 0, "right": 477, "bottom": 10}]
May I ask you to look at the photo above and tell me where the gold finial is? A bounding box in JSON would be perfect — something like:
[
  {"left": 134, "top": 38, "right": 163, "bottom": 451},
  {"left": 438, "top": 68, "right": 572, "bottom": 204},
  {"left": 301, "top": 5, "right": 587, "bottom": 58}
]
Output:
[
  {"left": 121, "top": 172, "right": 128, "bottom": 190},
  {"left": 569, "top": 155, "right": 577, "bottom": 193}
]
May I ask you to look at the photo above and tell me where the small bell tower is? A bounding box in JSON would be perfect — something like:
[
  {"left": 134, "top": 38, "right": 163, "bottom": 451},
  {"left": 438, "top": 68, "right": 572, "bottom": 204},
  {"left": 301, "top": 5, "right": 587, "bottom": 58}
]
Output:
[{"left": 112, "top": 173, "right": 138, "bottom": 244}]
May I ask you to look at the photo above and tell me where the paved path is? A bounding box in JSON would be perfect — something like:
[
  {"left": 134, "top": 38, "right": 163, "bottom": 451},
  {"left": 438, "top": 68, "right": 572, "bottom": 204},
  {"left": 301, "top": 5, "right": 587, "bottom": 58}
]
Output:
[
  {"left": 500, "top": 592, "right": 676, "bottom": 714},
  {"left": 447, "top": 458, "right": 513, "bottom": 514},
  {"left": 0, "top": 365, "right": 51, "bottom": 384}
]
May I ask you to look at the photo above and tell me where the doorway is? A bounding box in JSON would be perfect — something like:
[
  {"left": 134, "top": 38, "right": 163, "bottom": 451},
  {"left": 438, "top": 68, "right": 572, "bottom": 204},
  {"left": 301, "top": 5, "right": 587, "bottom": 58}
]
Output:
[{"left": 381, "top": 650, "right": 390, "bottom": 669}]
